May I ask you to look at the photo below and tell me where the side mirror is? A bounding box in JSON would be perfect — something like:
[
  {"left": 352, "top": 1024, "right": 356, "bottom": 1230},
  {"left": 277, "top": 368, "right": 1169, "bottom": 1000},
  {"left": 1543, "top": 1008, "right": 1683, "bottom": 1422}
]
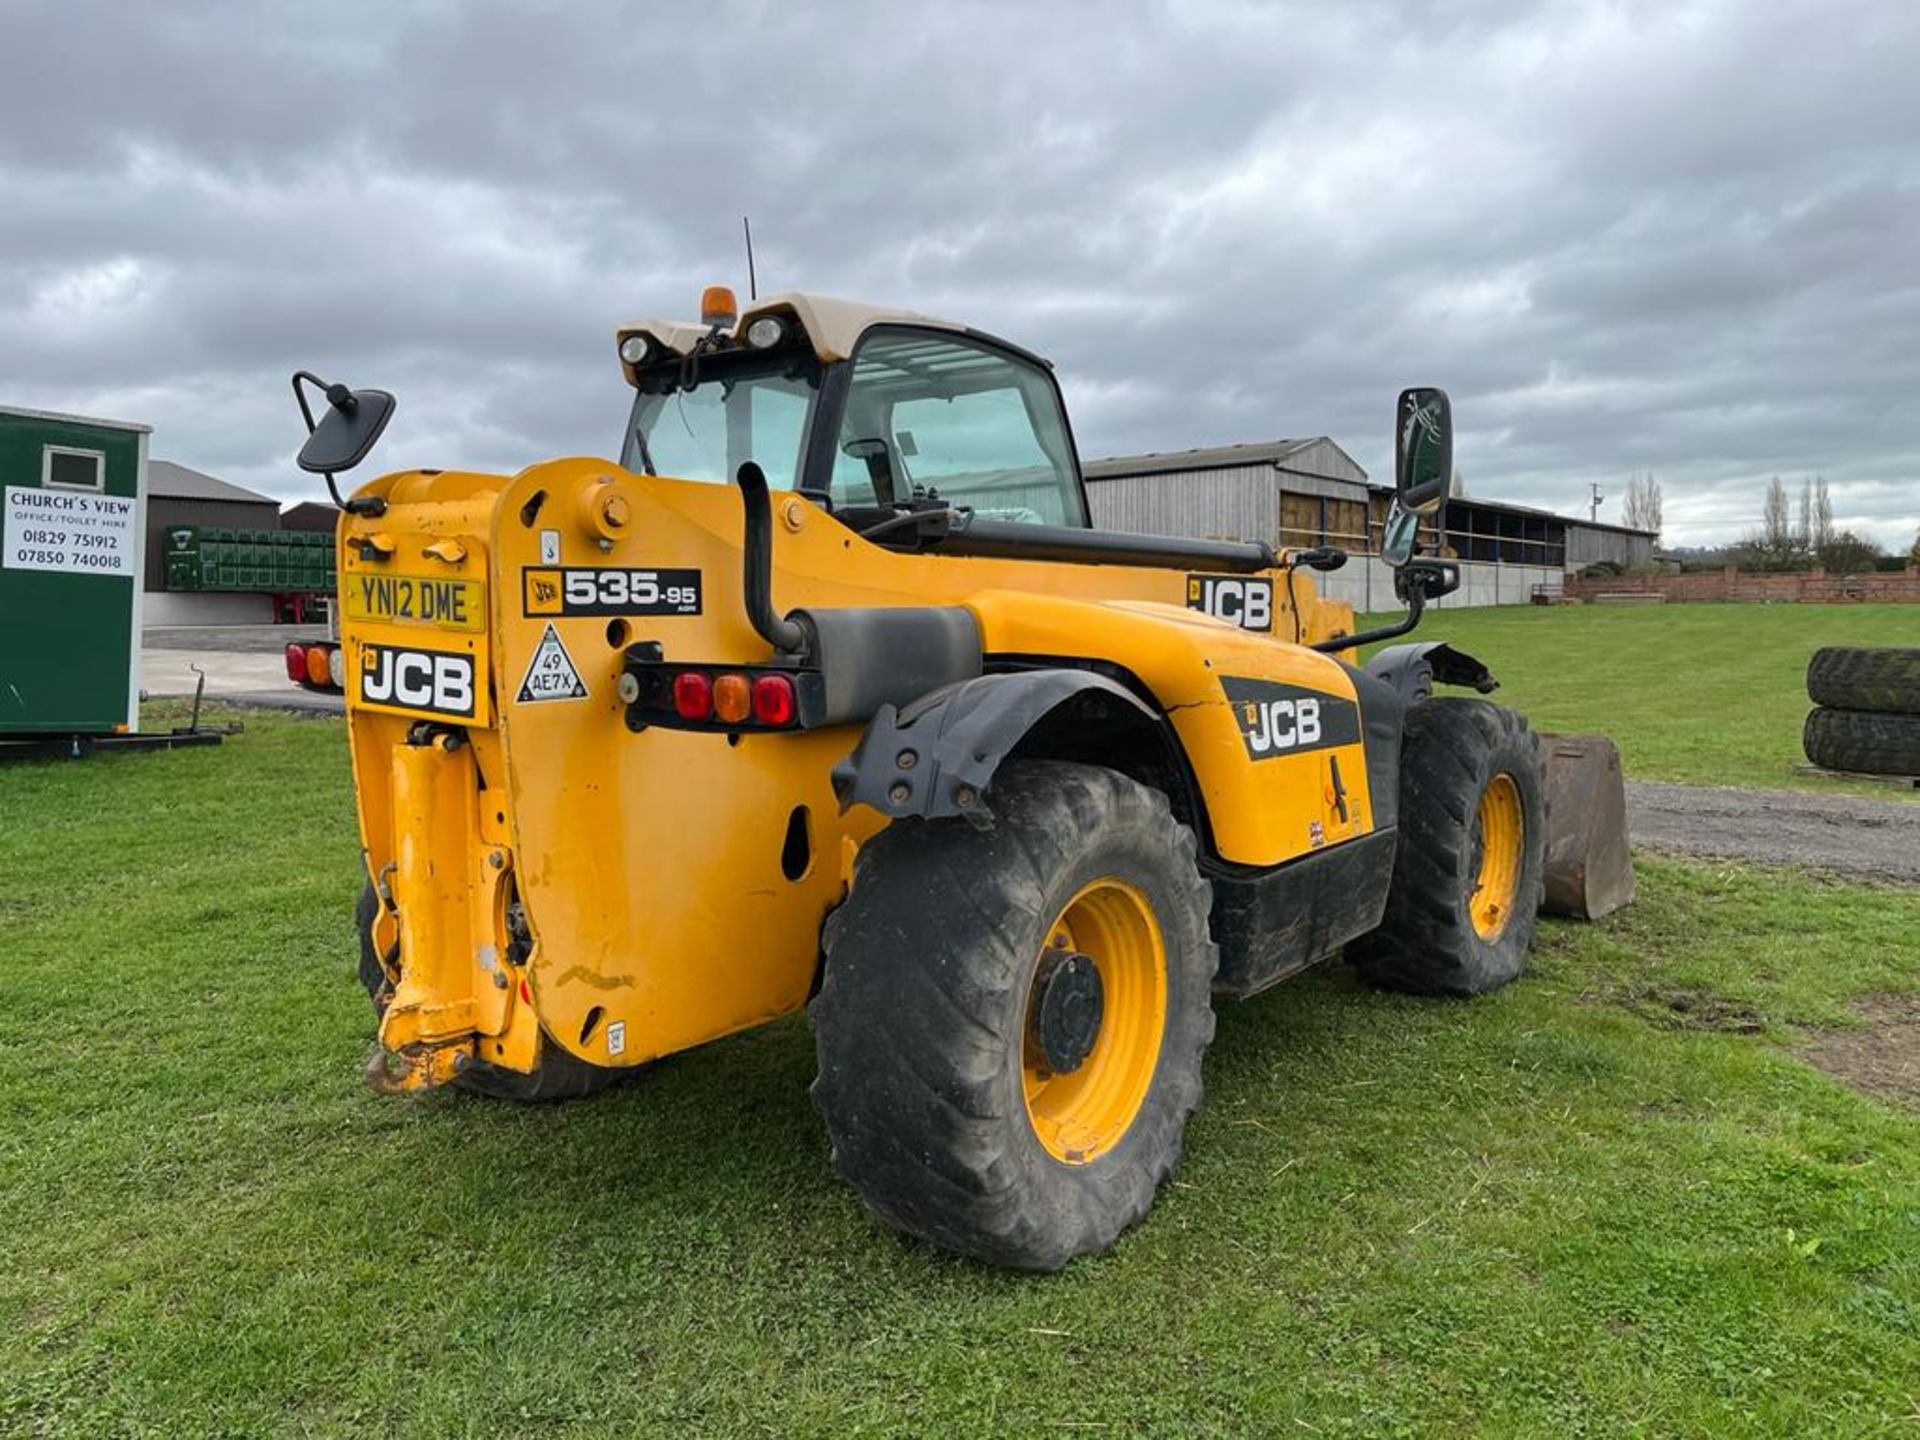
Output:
[
  {"left": 1395, "top": 386, "right": 1452, "bottom": 514},
  {"left": 1381, "top": 497, "right": 1421, "bottom": 568},
  {"left": 841, "top": 436, "right": 896, "bottom": 497},
  {"left": 297, "top": 383, "right": 395, "bottom": 476}
]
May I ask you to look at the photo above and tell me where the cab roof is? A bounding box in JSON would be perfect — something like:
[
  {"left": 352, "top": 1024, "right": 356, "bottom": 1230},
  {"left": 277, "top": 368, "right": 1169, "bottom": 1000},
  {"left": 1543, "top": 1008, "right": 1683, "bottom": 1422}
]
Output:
[{"left": 613, "top": 291, "right": 972, "bottom": 386}]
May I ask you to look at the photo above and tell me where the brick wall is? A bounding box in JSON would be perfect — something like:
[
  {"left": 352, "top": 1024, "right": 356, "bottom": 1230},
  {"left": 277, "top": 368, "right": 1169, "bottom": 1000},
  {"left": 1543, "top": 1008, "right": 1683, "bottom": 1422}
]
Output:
[{"left": 1561, "top": 565, "right": 1920, "bottom": 603}]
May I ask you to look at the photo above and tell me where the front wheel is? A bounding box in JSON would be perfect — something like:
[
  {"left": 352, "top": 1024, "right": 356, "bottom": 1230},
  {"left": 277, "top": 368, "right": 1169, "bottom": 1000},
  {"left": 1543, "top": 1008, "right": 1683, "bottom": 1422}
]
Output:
[
  {"left": 1350, "top": 699, "right": 1546, "bottom": 997},
  {"left": 809, "top": 761, "right": 1218, "bottom": 1271}
]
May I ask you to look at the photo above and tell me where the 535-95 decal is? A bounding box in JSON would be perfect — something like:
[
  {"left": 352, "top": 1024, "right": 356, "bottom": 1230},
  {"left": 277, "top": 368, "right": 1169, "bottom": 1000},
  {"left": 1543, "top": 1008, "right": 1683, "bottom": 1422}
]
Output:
[{"left": 523, "top": 567, "right": 702, "bottom": 617}]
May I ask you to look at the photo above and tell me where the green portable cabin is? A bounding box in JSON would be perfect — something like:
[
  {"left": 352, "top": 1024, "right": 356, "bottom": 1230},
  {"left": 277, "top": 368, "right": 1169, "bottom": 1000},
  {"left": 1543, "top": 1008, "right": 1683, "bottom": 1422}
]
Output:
[{"left": 0, "top": 405, "right": 150, "bottom": 736}]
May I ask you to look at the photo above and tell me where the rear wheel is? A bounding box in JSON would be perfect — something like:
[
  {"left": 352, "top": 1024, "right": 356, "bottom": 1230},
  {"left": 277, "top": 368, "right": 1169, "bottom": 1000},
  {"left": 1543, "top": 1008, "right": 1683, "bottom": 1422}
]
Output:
[
  {"left": 810, "top": 761, "right": 1217, "bottom": 1271},
  {"left": 354, "top": 881, "right": 629, "bottom": 1102},
  {"left": 1351, "top": 699, "right": 1545, "bottom": 997}
]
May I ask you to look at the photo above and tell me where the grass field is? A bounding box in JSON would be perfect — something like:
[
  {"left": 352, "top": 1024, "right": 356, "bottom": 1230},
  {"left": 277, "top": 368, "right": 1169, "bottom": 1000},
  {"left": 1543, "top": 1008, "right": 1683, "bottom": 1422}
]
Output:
[
  {"left": 1361, "top": 601, "right": 1918, "bottom": 797},
  {"left": 3, "top": 662, "right": 1918, "bottom": 1435}
]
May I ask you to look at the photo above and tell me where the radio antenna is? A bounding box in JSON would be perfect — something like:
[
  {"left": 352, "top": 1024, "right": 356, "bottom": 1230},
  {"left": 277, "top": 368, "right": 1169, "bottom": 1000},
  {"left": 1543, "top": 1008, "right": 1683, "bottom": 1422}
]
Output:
[{"left": 743, "top": 215, "right": 758, "bottom": 300}]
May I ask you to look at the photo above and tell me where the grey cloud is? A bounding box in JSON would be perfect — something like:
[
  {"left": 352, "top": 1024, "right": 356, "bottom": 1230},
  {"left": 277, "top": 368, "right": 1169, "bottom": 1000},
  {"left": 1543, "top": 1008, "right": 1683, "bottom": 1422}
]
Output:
[{"left": 1, "top": 0, "right": 1916, "bottom": 551}]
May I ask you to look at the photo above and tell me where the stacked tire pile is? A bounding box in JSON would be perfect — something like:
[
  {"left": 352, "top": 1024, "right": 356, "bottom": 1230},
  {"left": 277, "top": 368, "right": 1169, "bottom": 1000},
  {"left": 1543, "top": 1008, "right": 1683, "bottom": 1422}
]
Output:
[{"left": 1803, "top": 647, "right": 1920, "bottom": 778}]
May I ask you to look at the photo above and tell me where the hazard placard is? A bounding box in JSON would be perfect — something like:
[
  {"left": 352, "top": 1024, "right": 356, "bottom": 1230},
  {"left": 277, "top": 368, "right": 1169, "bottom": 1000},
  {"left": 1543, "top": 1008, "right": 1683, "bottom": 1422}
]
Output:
[{"left": 517, "top": 623, "right": 588, "bottom": 703}]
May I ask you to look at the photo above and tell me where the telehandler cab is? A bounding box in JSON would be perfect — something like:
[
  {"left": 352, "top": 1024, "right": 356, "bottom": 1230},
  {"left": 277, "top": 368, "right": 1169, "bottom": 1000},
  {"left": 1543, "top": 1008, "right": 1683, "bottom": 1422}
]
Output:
[{"left": 299, "top": 288, "right": 1555, "bottom": 1270}]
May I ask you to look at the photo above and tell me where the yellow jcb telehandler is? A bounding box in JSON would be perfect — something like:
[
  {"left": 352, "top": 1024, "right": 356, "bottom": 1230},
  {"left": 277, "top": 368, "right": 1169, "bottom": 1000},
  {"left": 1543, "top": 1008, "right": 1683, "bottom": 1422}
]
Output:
[{"left": 293, "top": 287, "right": 1598, "bottom": 1270}]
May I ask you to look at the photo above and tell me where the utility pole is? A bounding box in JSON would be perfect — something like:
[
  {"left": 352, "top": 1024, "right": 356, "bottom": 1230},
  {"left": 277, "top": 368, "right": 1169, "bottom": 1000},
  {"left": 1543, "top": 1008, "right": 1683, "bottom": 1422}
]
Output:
[{"left": 1589, "top": 481, "right": 1604, "bottom": 522}]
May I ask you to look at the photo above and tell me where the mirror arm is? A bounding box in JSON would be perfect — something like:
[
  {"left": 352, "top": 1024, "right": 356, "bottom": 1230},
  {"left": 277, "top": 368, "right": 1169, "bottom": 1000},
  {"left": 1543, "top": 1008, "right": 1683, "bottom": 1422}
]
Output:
[{"left": 1312, "top": 585, "right": 1425, "bottom": 654}]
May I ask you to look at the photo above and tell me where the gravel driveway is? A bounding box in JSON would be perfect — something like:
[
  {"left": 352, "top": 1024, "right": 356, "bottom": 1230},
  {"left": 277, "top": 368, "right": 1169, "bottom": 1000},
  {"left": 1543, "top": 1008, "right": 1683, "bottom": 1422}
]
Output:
[
  {"left": 1627, "top": 780, "right": 1920, "bottom": 884},
  {"left": 141, "top": 625, "right": 342, "bottom": 714}
]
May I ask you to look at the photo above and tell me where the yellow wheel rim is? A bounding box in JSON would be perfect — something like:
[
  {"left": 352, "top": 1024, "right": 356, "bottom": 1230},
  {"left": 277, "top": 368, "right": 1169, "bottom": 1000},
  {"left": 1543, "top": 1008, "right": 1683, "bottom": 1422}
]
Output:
[
  {"left": 1022, "top": 878, "right": 1167, "bottom": 1165},
  {"left": 1470, "top": 773, "right": 1525, "bottom": 940}
]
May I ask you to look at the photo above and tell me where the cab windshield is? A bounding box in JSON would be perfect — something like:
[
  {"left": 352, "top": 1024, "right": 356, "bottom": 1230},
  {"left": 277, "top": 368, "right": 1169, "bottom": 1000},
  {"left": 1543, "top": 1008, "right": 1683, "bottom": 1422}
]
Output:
[{"left": 620, "top": 326, "right": 1086, "bottom": 528}]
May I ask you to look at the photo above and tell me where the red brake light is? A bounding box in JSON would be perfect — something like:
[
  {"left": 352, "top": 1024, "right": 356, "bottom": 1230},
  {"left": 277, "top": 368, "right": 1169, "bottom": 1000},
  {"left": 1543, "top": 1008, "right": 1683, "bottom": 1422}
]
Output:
[
  {"left": 752, "top": 673, "right": 796, "bottom": 726},
  {"left": 672, "top": 671, "right": 712, "bottom": 720},
  {"left": 284, "top": 643, "right": 307, "bottom": 682}
]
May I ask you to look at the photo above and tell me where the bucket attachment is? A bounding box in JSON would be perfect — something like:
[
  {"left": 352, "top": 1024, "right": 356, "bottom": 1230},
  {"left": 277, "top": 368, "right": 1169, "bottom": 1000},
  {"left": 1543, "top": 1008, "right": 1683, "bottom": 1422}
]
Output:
[{"left": 1540, "top": 734, "right": 1635, "bottom": 920}]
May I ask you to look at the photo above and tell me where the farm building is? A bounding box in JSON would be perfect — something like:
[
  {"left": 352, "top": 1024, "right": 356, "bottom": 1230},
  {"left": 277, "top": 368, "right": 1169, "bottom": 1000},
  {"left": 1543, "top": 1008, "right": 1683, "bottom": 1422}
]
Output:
[
  {"left": 144, "top": 461, "right": 282, "bottom": 624},
  {"left": 1084, "top": 438, "right": 1655, "bottom": 611},
  {"left": 279, "top": 500, "right": 338, "bottom": 533}
]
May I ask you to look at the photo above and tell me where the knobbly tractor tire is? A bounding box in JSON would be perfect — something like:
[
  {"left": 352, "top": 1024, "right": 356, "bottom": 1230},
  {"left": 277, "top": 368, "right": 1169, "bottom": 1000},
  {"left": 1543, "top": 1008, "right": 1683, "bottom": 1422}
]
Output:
[
  {"left": 1805, "top": 647, "right": 1920, "bottom": 716},
  {"left": 354, "top": 881, "right": 628, "bottom": 1102},
  {"left": 1803, "top": 707, "right": 1920, "bottom": 777},
  {"left": 1351, "top": 699, "right": 1546, "bottom": 998},
  {"left": 809, "top": 760, "right": 1218, "bottom": 1271}
]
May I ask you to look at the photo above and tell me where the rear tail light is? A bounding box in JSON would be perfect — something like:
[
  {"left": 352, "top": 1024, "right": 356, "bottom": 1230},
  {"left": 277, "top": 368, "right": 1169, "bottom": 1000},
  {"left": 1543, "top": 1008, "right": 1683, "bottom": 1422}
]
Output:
[
  {"left": 306, "top": 645, "right": 332, "bottom": 686},
  {"left": 284, "top": 643, "right": 307, "bottom": 682},
  {"left": 327, "top": 646, "right": 345, "bottom": 688},
  {"left": 672, "top": 671, "right": 712, "bottom": 720},
  {"left": 752, "top": 673, "right": 796, "bottom": 726},
  {"left": 627, "top": 659, "right": 814, "bottom": 733},
  {"left": 711, "top": 673, "right": 752, "bottom": 725}
]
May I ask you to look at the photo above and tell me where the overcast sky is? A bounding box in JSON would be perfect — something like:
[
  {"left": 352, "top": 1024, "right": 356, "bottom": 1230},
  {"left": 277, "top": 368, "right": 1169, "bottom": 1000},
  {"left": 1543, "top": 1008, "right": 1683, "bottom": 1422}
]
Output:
[{"left": 3, "top": 0, "right": 1915, "bottom": 549}]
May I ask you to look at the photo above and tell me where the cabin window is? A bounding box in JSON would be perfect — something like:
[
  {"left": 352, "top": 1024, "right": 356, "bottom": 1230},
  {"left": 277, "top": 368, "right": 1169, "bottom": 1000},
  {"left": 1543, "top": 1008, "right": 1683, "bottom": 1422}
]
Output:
[{"left": 42, "top": 445, "right": 105, "bottom": 491}]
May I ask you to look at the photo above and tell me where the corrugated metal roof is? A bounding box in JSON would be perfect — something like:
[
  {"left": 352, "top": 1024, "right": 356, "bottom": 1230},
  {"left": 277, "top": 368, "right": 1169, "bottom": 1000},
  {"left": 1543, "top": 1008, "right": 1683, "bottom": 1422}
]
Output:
[
  {"left": 1086, "top": 429, "right": 1655, "bottom": 538},
  {"left": 1084, "top": 438, "right": 1316, "bottom": 480},
  {"left": 1366, "top": 482, "right": 1656, "bottom": 536},
  {"left": 148, "top": 460, "right": 278, "bottom": 505},
  {"left": 1558, "top": 516, "right": 1660, "bottom": 538}
]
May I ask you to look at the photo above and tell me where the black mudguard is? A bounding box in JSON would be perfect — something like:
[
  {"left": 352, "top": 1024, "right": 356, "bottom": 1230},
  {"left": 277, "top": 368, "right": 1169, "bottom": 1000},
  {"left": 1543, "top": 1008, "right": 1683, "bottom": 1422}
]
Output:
[
  {"left": 830, "top": 669, "right": 1157, "bottom": 821},
  {"left": 1365, "top": 642, "right": 1498, "bottom": 703}
]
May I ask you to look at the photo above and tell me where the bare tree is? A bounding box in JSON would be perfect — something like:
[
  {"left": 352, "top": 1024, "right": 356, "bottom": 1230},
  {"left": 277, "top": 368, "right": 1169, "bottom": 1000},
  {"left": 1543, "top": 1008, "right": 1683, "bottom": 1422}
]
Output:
[
  {"left": 1788, "top": 474, "right": 1837, "bottom": 565},
  {"left": 1621, "top": 472, "right": 1663, "bottom": 539},
  {"left": 1741, "top": 476, "right": 1800, "bottom": 571},
  {"left": 1763, "top": 476, "right": 1793, "bottom": 552}
]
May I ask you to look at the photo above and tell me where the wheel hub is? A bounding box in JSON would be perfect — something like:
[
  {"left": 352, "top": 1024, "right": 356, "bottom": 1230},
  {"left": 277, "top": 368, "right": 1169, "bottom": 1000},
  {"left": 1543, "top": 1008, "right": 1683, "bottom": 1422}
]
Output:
[
  {"left": 1469, "top": 772, "right": 1525, "bottom": 940},
  {"left": 1029, "top": 949, "right": 1105, "bottom": 1075}
]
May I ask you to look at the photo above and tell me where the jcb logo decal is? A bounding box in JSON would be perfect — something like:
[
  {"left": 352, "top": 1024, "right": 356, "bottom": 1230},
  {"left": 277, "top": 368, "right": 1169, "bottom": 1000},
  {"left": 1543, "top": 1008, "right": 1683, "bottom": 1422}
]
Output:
[
  {"left": 358, "top": 643, "right": 476, "bottom": 719},
  {"left": 1249, "top": 696, "right": 1322, "bottom": 750},
  {"left": 1187, "top": 574, "right": 1273, "bottom": 632},
  {"left": 1220, "top": 675, "right": 1359, "bottom": 760}
]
